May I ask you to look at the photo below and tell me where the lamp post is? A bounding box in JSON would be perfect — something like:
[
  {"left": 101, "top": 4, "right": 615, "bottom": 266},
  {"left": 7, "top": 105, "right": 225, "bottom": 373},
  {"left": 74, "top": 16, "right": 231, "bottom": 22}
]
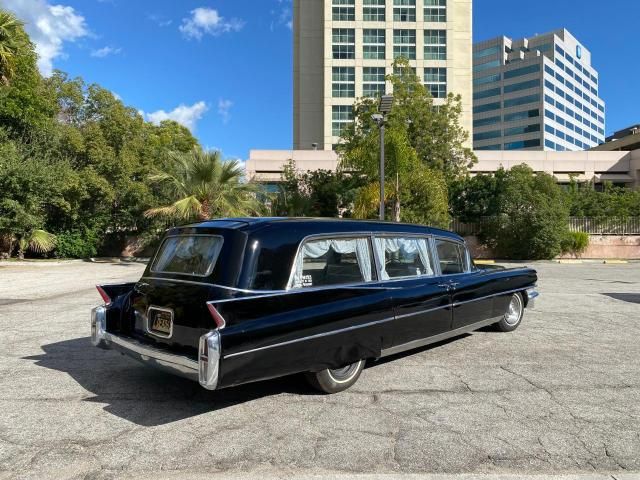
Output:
[{"left": 372, "top": 95, "right": 394, "bottom": 221}]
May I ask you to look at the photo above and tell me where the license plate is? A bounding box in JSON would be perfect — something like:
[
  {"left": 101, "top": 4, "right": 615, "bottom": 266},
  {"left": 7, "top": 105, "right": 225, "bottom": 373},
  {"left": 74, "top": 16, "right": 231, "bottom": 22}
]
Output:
[{"left": 148, "top": 308, "right": 173, "bottom": 337}]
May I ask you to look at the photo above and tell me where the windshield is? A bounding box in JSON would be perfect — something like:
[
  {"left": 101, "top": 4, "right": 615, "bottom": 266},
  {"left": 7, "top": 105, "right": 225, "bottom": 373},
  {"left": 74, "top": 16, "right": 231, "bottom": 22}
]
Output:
[{"left": 150, "top": 235, "right": 224, "bottom": 277}]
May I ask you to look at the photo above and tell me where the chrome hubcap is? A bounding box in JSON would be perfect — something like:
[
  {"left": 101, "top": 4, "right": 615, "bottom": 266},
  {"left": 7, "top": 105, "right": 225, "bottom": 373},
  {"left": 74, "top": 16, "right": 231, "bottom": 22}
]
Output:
[
  {"left": 504, "top": 294, "right": 523, "bottom": 326},
  {"left": 327, "top": 361, "right": 361, "bottom": 382}
]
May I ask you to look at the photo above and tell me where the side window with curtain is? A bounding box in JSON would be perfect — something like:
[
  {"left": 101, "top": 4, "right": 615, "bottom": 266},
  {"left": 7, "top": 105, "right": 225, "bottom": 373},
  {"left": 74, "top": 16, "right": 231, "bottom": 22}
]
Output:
[
  {"left": 435, "top": 239, "right": 468, "bottom": 275},
  {"left": 289, "top": 237, "right": 375, "bottom": 289},
  {"left": 373, "top": 236, "right": 435, "bottom": 280}
]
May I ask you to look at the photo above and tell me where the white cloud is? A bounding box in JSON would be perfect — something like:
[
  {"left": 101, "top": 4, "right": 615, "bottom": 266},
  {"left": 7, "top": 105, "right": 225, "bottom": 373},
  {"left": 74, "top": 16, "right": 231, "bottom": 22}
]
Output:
[
  {"left": 271, "top": 0, "right": 292, "bottom": 31},
  {"left": 141, "top": 101, "right": 209, "bottom": 132},
  {"left": 2, "top": 0, "right": 88, "bottom": 76},
  {"left": 90, "top": 46, "right": 121, "bottom": 58},
  {"left": 148, "top": 13, "right": 172, "bottom": 27},
  {"left": 217, "top": 98, "right": 233, "bottom": 124},
  {"left": 179, "top": 7, "right": 244, "bottom": 40}
]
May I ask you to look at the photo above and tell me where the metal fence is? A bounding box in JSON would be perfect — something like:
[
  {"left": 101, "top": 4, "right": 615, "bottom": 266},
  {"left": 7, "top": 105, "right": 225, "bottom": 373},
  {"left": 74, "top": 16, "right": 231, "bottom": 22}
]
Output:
[
  {"left": 450, "top": 217, "right": 640, "bottom": 236},
  {"left": 568, "top": 217, "right": 640, "bottom": 235}
]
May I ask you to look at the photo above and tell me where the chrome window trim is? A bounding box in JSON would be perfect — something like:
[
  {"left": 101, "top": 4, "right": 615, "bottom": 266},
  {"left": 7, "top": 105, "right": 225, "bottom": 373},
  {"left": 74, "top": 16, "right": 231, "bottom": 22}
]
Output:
[
  {"left": 371, "top": 233, "right": 438, "bottom": 281},
  {"left": 222, "top": 286, "right": 534, "bottom": 359},
  {"left": 144, "top": 305, "right": 174, "bottom": 339},
  {"left": 433, "top": 236, "right": 471, "bottom": 276},
  {"left": 285, "top": 232, "right": 378, "bottom": 290},
  {"left": 149, "top": 234, "right": 224, "bottom": 278}
]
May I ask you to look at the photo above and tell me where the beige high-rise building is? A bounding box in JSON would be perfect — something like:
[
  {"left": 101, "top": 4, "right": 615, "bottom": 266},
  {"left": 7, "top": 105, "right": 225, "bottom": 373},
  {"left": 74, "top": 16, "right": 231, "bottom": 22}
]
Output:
[{"left": 293, "top": 0, "right": 473, "bottom": 151}]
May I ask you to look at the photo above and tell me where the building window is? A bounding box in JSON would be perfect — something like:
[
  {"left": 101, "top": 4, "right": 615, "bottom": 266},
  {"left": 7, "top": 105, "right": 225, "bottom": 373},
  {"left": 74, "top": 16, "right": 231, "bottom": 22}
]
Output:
[
  {"left": 332, "top": 28, "right": 355, "bottom": 59},
  {"left": 504, "top": 139, "right": 541, "bottom": 150},
  {"left": 363, "top": 67, "right": 386, "bottom": 97},
  {"left": 332, "top": 67, "right": 355, "bottom": 98},
  {"left": 363, "top": 29, "right": 385, "bottom": 59},
  {"left": 424, "top": 30, "right": 446, "bottom": 60},
  {"left": 475, "top": 101, "right": 501, "bottom": 113},
  {"left": 332, "top": 105, "right": 353, "bottom": 137},
  {"left": 473, "top": 115, "right": 501, "bottom": 128},
  {"left": 332, "top": 0, "right": 355, "bottom": 21},
  {"left": 504, "top": 124, "right": 541, "bottom": 137},
  {"left": 393, "top": 0, "right": 416, "bottom": 22},
  {"left": 503, "top": 63, "right": 540, "bottom": 79},
  {"left": 474, "top": 73, "right": 501, "bottom": 86},
  {"left": 503, "top": 78, "right": 540, "bottom": 93},
  {"left": 475, "top": 144, "right": 502, "bottom": 150},
  {"left": 473, "top": 130, "right": 502, "bottom": 142},
  {"left": 503, "top": 94, "right": 540, "bottom": 108},
  {"left": 474, "top": 45, "right": 500, "bottom": 59},
  {"left": 424, "top": 67, "right": 446, "bottom": 98},
  {"left": 424, "top": 0, "right": 446, "bottom": 22},
  {"left": 504, "top": 109, "right": 539, "bottom": 122},
  {"left": 473, "top": 60, "right": 501, "bottom": 72},
  {"left": 393, "top": 29, "right": 416, "bottom": 59},
  {"left": 363, "top": 0, "right": 385, "bottom": 21},
  {"left": 473, "top": 87, "right": 501, "bottom": 100}
]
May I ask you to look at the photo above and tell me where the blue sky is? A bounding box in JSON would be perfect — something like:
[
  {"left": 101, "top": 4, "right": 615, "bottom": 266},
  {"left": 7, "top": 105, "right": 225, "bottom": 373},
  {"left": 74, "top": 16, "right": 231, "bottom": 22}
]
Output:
[{"left": 2, "top": 0, "right": 639, "bottom": 159}]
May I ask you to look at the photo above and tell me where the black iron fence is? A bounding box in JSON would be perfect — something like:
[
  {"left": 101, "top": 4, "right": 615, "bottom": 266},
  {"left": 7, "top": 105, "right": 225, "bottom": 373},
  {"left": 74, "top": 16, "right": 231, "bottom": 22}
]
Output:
[{"left": 450, "top": 217, "right": 640, "bottom": 236}]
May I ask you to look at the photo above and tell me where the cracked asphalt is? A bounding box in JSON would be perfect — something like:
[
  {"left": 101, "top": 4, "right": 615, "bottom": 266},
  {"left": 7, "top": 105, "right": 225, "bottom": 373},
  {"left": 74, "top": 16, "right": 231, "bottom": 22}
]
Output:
[{"left": 0, "top": 260, "right": 639, "bottom": 479}]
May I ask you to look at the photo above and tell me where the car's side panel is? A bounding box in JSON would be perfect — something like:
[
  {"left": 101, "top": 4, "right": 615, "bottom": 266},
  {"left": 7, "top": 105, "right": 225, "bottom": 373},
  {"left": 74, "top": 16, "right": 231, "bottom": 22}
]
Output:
[
  {"left": 450, "top": 271, "right": 500, "bottom": 330},
  {"left": 215, "top": 285, "right": 394, "bottom": 388},
  {"left": 385, "top": 277, "right": 452, "bottom": 347}
]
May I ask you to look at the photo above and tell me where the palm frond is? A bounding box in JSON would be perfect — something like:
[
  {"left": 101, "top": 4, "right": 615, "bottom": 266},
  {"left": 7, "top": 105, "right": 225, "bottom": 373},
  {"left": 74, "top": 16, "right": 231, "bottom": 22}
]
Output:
[{"left": 27, "top": 230, "right": 57, "bottom": 254}]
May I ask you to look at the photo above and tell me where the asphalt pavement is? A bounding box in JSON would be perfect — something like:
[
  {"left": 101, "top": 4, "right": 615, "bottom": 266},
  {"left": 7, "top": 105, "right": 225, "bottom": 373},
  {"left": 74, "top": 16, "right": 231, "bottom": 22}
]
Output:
[{"left": 0, "top": 260, "right": 639, "bottom": 479}]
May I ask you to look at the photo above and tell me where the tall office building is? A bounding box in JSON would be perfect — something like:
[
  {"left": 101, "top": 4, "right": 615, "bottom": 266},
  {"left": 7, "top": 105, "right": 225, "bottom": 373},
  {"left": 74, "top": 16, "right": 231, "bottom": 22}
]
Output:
[
  {"left": 473, "top": 29, "right": 605, "bottom": 151},
  {"left": 294, "top": 0, "right": 473, "bottom": 151}
]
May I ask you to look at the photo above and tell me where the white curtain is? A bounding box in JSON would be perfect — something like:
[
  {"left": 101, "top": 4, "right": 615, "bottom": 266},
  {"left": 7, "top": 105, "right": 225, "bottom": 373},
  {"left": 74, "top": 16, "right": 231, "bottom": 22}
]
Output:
[
  {"left": 290, "top": 238, "right": 372, "bottom": 288},
  {"left": 373, "top": 237, "right": 434, "bottom": 280}
]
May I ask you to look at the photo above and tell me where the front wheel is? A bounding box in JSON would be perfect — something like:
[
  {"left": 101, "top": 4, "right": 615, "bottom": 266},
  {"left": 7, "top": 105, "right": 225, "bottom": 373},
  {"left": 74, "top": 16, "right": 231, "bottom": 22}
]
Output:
[
  {"left": 305, "top": 360, "right": 365, "bottom": 394},
  {"left": 495, "top": 292, "right": 524, "bottom": 332}
]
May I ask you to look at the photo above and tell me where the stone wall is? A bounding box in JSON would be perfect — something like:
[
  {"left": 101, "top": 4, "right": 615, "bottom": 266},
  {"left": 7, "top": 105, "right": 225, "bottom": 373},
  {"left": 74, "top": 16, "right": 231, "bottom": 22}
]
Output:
[{"left": 559, "top": 235, "right": 640, "bottom": 260}]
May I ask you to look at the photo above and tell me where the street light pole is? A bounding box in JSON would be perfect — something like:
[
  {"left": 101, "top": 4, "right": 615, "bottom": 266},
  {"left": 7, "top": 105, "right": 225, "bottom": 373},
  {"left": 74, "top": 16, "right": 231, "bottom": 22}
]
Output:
[
  {"left": 379, "top": 121, "right": 385, "bottom": 221},
  {"left": 373, "top": 95, "right": 394, "bottom": 222}
]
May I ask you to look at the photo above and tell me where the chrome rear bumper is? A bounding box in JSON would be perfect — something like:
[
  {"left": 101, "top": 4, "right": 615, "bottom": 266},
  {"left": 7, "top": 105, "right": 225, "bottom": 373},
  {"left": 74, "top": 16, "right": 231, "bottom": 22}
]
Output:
[
  {"left": 91, "top": 306, "right": 220, "bottom": 390},
  {"left": 526, "top": 288, "right": 539, "bottom": 308}
]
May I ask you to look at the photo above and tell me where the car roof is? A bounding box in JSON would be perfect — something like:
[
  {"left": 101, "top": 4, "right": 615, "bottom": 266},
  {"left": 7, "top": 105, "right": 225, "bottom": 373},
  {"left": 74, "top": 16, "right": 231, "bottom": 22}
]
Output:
[{"left": 180, "top": 217, "right": 463, "bottom": 241}]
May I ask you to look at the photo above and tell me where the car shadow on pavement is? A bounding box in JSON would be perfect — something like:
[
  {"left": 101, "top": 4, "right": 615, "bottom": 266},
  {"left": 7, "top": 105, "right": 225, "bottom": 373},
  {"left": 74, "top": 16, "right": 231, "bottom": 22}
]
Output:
[
  {"left": 25, "top": 337, "right": 313, "bottom": 427},
  {"left": 603, "top": 292, "right": 640, "bottom": 304}
]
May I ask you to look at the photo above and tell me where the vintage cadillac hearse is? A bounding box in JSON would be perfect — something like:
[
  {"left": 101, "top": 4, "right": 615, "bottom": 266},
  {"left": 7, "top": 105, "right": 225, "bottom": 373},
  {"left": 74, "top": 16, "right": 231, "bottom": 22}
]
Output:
[{"left": 91, "top": 218, "right": 538, "bottom": 393}]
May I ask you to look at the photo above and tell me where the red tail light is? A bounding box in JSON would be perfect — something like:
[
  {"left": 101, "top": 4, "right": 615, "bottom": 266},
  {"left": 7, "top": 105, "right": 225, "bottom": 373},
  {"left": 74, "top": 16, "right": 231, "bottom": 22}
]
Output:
[
  {"left": 96, "top": 285, "right": 111, "bottom": 305},
  {"left": 207, "top": 303, "right": 226, "bottom": 329}
]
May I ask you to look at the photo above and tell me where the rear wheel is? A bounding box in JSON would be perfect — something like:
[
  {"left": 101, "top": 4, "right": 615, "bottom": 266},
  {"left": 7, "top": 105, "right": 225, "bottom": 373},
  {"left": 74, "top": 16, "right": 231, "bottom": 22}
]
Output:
[
  {"left": 495, "top": 292, "right": 524, "bottom": 332},
  {"left": 305, "top": 360, "right": 365, "bottom": 394}
]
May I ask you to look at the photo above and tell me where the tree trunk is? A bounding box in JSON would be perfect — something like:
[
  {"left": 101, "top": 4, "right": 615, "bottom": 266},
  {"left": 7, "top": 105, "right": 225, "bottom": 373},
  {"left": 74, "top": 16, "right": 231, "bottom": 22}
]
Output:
[{"left": 200, "top": 199, "right": 211, "bottom": 221}]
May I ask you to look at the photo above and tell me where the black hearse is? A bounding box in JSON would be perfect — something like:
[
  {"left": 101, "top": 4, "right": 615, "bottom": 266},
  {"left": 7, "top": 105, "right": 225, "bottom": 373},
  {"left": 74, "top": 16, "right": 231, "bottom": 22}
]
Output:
[{"left": 91, "top": 218, "right": 538, "bottom": 393}]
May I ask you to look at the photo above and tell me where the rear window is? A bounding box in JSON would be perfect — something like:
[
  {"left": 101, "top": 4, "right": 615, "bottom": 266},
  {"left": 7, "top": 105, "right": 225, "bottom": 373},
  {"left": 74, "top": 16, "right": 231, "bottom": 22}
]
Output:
[{"left": 151, "top": 235, "right": 224, "bottom": 277}]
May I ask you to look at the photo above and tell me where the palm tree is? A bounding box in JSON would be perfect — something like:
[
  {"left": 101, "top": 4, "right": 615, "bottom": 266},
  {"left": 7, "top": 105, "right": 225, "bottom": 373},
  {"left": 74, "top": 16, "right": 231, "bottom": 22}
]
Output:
[
  {"left": 0, "top": 11, "right": 25, "bottom": 86},
  {"left": 145, "top": 149, "right": 264, "bottom": 222},
  {"left": 15, "top": 230, "right": 57, "bottom": 259}
]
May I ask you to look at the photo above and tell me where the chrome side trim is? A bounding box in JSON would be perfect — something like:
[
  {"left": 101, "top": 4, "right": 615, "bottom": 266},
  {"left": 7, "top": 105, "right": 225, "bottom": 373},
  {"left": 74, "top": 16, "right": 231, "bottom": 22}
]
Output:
[
  {"left": 452, "top": 287, "right": 530, "bottom": 308},
  {"left": 380, "top": 315, "right": 504, "bottom": 357},
  {"left": 526, "top": 288, "right": 539, "bottom": 308},
  {"left": 140, "top": 276, "right": 284, "bottom": 294},
  {"left": 221, "top": 287, "right": 535, "bottom": 360},
  {"left": 223, "top": 315, "right": 396, "bottom": 360}
]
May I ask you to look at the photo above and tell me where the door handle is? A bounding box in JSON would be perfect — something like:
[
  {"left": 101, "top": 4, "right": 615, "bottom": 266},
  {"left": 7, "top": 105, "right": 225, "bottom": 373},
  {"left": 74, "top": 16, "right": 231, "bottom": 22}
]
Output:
[{"left": 437, "top": 283, "right": 451, "bottom": 289}]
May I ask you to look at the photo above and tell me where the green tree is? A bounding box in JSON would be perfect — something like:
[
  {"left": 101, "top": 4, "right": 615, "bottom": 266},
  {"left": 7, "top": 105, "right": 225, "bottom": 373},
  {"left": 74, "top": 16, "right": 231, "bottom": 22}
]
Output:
[
  {"left": 337, "top": 57, "right": 474, "bottom": 224},
  {"left": 145, "top": 149, "right": 264, "bottom": 222},
  {"left": 0, "top": 10, "right": 27, "bottom": 85},
  {"left": 481, "top": 165, "right": 570, "bottom": 260}
]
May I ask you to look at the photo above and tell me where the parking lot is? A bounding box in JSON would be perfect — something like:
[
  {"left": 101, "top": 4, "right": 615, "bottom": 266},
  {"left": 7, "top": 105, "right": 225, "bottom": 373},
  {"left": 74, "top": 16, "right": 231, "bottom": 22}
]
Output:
[{"left": 0, "top": 260, "right": 639, "bottom": 479}]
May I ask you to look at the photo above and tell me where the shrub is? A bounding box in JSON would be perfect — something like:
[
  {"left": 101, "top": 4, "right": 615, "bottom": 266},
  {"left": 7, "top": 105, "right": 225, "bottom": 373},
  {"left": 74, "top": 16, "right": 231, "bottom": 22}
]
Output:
[
  {"left": 477, "top": 165, "right": 570, "bottom": 260},
  {"left": 54, "top": 229, "right": 100, "bottom": 259},
  {"left": 560, "top": 231, "right": 590, "bottom": 258}
]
